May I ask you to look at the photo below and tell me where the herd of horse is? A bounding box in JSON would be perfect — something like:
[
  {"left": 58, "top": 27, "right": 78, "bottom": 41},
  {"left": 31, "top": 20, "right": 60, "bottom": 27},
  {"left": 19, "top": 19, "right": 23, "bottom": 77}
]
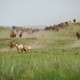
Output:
[
  {"left": 10, "top": 19, "right": 77, "bottom": 38},
  {"left": 9, "top": 19, "right": 80, "bottom": 53},
  {"left": 44, "top": 19, "right": 76, "bottom": 31},
  {"left": 9, "top": 28, "right": 34, "bottom": 53},
  {"left": 44, "top": 21, "right": 69, "bottom": 31}
]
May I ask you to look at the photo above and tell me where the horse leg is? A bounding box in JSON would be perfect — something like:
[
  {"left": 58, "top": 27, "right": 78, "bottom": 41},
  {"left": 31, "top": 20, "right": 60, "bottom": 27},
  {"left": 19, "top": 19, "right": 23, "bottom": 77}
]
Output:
[
  {"left": 23, "top": 48, "right": 27, "bottom": 52},
  {"left": 20, "top": 49, "right": 23, "bottom": 53},
  {"left": 18, "top": 50, "right": 20, "bottom": 53}
]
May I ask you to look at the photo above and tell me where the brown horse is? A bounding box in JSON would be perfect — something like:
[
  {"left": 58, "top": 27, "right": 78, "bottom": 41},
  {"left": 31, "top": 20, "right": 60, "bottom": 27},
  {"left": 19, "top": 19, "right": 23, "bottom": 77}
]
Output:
[
  {"left": 76, "top": 32, "right": 80, "bottom": 40},
  {"left": 10, "top": 31, "right": 16, "bottom": 38},
  {"left": 9, "top": 41, "right": 15, "bottom": 48}
]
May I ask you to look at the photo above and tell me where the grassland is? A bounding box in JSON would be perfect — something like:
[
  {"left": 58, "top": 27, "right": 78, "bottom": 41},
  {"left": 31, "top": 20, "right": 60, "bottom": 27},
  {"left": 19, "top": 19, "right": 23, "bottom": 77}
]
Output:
[{"left": 0, "top": 23, "right": 80, "bottom": 80}]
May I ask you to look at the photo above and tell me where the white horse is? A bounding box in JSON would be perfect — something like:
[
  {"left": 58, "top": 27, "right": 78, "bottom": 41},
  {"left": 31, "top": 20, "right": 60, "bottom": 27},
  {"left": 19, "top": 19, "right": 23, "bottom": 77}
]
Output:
[
  {"left": 26, "top": 46, "right": 32, "bottom": 52},
  {"left": 15, "top": 44, "right": 26, "bottom": 53}
]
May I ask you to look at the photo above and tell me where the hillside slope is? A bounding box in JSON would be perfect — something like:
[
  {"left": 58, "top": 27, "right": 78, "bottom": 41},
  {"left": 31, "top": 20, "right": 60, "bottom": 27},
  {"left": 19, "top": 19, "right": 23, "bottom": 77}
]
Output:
[
  {"left": 0, "top": 23, "right": 80, "bottom": 80},
  {"left": 0, "top": 23, "right": 80, "bottom": 51}
]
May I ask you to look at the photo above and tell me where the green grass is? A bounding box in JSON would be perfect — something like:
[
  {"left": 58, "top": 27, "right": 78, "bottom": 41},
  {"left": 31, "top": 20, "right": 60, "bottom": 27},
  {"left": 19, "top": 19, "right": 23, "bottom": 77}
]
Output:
[
  {"left": 0, "top": 49, "right": 80, "bottom": 80},
  {"left": 0, "top": 24, "right": 80, "bottom": 80}
]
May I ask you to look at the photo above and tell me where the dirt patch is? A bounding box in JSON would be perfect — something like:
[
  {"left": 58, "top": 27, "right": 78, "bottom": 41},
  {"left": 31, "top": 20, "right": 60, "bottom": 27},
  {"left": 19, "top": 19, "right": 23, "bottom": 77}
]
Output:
[
  {"left": 71, "top": 40, "right": 80, "bottom": 48},
  {"left": 25, "top": 41, "right": 44, "bottom": 49}
]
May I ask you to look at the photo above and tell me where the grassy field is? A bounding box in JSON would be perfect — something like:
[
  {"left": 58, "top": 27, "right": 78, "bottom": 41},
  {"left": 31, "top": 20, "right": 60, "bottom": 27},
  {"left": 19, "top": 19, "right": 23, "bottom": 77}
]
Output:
[{"left": 0, "top": 23, "right": 80, "bottom": 80}]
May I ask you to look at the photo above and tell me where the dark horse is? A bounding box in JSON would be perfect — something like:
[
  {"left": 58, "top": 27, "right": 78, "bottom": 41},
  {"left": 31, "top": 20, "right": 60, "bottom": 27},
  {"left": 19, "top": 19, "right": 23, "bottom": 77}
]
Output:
[
  {"left": 73, "top": 19, "right": 76, "bottom": 23},
  {"left": 19, "top": 32, "right": 22, "bottom": 38},
  {"left": 76, "top": 32, "right": 80, "bottom": 40}
]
